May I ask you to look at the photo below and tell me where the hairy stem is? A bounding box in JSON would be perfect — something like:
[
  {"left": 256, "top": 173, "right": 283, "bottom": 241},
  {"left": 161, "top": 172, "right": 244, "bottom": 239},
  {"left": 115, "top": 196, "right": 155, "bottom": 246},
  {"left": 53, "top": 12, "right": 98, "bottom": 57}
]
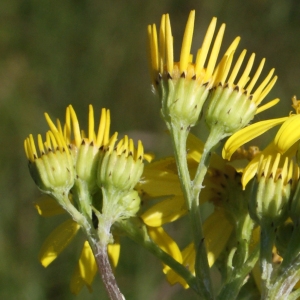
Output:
[
  {"left": 168, "top": 123, "right": 214, "bottom": 299},
  {"left": 93, "top": 244, "right": 124, "bottom": 300}
]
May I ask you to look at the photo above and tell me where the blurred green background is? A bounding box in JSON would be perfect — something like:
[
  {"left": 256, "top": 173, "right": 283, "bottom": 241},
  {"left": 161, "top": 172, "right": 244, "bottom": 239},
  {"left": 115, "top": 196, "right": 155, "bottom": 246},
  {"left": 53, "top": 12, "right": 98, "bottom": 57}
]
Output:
[{"left": 1, "top": 0, "right": 300, "bottom": 299}]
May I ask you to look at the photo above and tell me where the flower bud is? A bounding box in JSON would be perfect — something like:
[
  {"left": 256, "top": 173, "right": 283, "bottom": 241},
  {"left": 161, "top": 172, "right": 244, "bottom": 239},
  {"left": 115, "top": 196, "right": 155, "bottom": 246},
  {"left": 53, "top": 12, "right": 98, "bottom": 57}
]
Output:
[
  {"left": 45, "top": 105, "right": 112, "bottom": 194},
  {"left": 24, "top": 131, "right": 75, "bottom": 193},
  {"left": 120, "top": 190, "right": 141, "bottom": 216},
  {"left": 246, "top": 154, "right": 294, "bottom": 227},
  {"left": 206, "top": 49, "right": 278, "bottom": 138},
  {"left": 206, "top": 84, "right": 257, "bottom": 135},
  {"left": 147, "top": 11, "right": 240, "bottom": 129},
  {"left": 97, "top": 135, "right": 144, "bottom": 193}
]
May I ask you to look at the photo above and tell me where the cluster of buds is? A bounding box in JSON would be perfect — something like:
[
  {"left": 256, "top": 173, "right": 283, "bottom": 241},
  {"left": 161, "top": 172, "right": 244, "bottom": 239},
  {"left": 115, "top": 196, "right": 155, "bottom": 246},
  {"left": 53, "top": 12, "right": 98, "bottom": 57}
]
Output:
[
  {"left": 147, "top": 11, "right": 239, "bottom": 129},
  {"left": 148, "top": 10, "right": 278, "bottom": 142},
  {"left": 24, "top": 105, "right": 147, "bottom": 228}
]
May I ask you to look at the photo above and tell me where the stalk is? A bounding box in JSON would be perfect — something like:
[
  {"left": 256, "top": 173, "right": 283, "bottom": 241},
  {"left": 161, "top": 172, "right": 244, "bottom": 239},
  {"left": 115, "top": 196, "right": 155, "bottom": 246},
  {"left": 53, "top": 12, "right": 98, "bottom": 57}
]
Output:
[{"left": 168, "top": 122, "right": 214, "bottom": 299}]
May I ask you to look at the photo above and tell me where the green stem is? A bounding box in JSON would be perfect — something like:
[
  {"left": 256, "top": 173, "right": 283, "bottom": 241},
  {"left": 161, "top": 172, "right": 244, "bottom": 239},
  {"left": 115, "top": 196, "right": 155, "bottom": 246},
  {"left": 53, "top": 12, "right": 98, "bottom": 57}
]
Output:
[
  {"left": 168, "top": 122, "right": 214, "bottom": 299},
  {"left": 268, "top": 220, "right": 300, "bottom": 299},
  {"left": 192, "top": 125, "right": 224, "bottom": 197},
  {"left": 267, "top": 253, "right": 300, "bottom": 299},
  {"left": 217, "top": 244, "right": 260, "bottom": 300},
  {"left": 217, "top": 213, "right": 255, "bottom": 299},
  {"left": 82, "top": 211, "right": 124, "bottom": 300},
  {"left": 286, "top": 282, "right": 300, "bottom": 300},
  {"left": 280, "top": 220, "right": 300, "bottom": 271},
  {"left": 52, "top": 191, "right": 89, "bottom": 228},
  {"left": 260, "top": 223, "right": 276, "bottom": 298},
  {"left": 192, "top": 125, "right": 224, "bottom": 296},
  {"left": 54, "top": 191, "right": 124, "bottom": 300},
  {"left": 114, "top": 218, "right": 199, "bottom": 295},
  {"left": 72, "top": 179, "right": 93, "bottom": 219},
  {"left": 234, "top": 214, "right": 255, "bottom": 268}
]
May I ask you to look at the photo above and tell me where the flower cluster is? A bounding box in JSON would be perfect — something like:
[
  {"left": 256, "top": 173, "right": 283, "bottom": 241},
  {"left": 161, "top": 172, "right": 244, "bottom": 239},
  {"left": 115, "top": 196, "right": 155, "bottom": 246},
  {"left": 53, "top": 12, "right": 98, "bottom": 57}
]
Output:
[
  {"left": 147, "top": 10, "right": 278, "bottom": 141},
  {"left": 25, "top": 105, "right": 149, "bottom": 293}
]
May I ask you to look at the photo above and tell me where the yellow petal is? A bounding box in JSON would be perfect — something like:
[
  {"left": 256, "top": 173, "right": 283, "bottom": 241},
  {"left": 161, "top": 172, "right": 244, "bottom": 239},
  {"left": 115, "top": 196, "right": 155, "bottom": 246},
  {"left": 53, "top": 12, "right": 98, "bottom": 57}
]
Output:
[
  {"left": 203, "top": 209, "right": 233, "bottom": 266},
  {"left": 167, "top": 242, "right": 195, "bottom": 289},
  {"left": 274, "top": 114, "right": 300, "bottom": 154},
  {"left": 223, "top": 117, "right": 288, "bottom": 160},
  {"left": 143, "top": 156, "right": 177, "bottom": 173},
  {"left": 144, "top": 152, "right": 155, "bottom": 163},
  {"left": 147, "top": 226, "right": 182, "bottom": 278},
  {"left": 141, "top": 196, "right": 187, "bottom": 226},
  {"left": 70, "top": 266, "right": 85, "bottom": 295},
  {"left": 140, "top": 168, "right": 182, "bottom": 197},
  {"left": 70, "top": 241, "right": 97, "bottom": 294},
  {"left": 179, "top": 10, "right": 195, "bottom": 73},
  {"left": 186, "top": 133, "right": 204, "bottom": 162},
  {"left": 148, "top": 226, "right": 182, "bottom": 262},
  {"left": 108, "top": 237, "right": 121, "bottom": 269},
  {"left": 39, "top": 219, "right": 80, "bottom": 267},
  {"left": 34, "top": 195, "right": 65, "bottom": 217},
  {"left": 165, "top": 209, "right": 233, "bottom": 288},
  {"left": 255, "top": 98, "right": 279, "bottom": 114},
  {"left": 241, "top": 142, "right": 278, "bottom": 188}
]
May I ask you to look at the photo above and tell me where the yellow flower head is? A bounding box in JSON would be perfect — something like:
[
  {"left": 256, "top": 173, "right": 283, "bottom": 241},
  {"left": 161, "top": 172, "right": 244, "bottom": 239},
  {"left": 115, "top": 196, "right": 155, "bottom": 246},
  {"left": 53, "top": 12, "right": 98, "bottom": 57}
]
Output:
[{"left": 147, "top": 10, "right": 240, "bottom": 128}]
